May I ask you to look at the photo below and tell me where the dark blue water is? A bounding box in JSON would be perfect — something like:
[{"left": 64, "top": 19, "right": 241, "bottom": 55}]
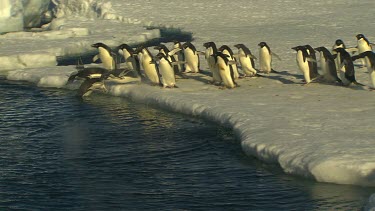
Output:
[{"left": 1, "top": 78, "right": 374, "bottom": 210}]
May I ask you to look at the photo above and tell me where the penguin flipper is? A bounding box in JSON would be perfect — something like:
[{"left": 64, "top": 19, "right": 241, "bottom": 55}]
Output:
[
  {"left": 93, "top": 54, "right": 100, "bottom": 62},
  {"left": 345, "top": 47, "right": 358, "bottom": 54},
  {"left": 168, "top": 48, "right": 182, "bottom": 56}
]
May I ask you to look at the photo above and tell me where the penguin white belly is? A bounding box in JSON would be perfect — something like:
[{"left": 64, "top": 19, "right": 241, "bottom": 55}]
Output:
[
  {"left": 357, "top": 40, "right": 372, "bottom": 67},
  {"left": 296, "top": 52, "right": 311, "bottom": 83},
  {"left": 159, "top": 60, "right": 176, "bottom": 87},
  {"left": 217, "top": 57, "right": 235, "bottom": 88},
  {"left": 122, "top": 50, "right": 134, "bottom": 70},
  {"left": 98, "top": 47, "right": 115, "bottom": 70},
  {"left": 339, "top": 66, "right": 351, "bottom": 86},
  {"left": 222, "top": 50, "right": 239, "bottom": 79},
  {"left": 208, "top": 56, "right": 221, "bottom": 84},
  {"left": 184, "top": 49, "right": 199, "bottom": 73},
  {"left": 259, "top": 49, "right": 271, "bottom": 73},
  {"left": 239, "top": 56, "right": 257, "bottom": 76},
  {"left": 142, "top": 55, "right": 160, "bottom": 85}
]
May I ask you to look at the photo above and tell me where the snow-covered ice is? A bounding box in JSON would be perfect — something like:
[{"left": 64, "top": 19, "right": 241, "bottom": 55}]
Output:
[{"left": 1, "top": 0, "right": 375, "bottom": 190}]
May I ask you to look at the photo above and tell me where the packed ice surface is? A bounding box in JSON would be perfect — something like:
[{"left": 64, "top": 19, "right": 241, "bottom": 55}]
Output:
[{"left": 2, "top": 0, "right": 375, "bottom": 189}]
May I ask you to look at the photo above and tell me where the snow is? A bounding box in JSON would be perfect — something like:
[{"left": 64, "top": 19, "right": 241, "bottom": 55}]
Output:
[{"left": 1, "top": 0, "right": 375, "bottom": 192}]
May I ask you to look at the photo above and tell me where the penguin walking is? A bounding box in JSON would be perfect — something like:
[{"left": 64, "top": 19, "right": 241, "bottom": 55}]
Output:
[
  {"left": 333, "top": 48, "right": 363, "bottom": 86},
  {"left": 218, "top": 45, "right": 240, "bottom": 79},
  {"left": 355, "top": 34, "right": 373, "bottom": 67},
  {"left": 154, "top": 44, "right": 182, "bottom": 76},
  {"left": 172, "top": 40, "right": 185, "bottom": 73},
  {"left": 305, "top": 45, "right": 319, "bottom": 80},
  {"left": 136, "top": 46, "right": 161, "bottom": 86},
  {"left": 291, "top": 46, "right": 316, "bottom": 84},
  {"left": 118, "top": 43, "right": 142, "bottom": 78},
  {"left": 182, "top": 42, "right": 200, "bottom": 73},
  {"left": 233, "top": 44, "right": 257, "bottom": 77},
  {"left": 258, "top": 42, "right": 281, "bottom": 74},
  {"left": 332, "top": 39, "right": 347, "bottom": 71},
  {"left": 352, "top": 51, "right": 375, "bottom": 89},
  {"left": 153, "top": 53, "right": 178, "bottom": 88},
  {"left": 203, "top": 41, "right": 221, "bottom": 85},
  {"left": 91, "top": 43, "right": 118, "bottom": 71},
  {"left": 212, "top": 52, "right": 237, "bottom": 89},
  {"left": 314, "top": 46, "right": 341, "bottom": 84}
]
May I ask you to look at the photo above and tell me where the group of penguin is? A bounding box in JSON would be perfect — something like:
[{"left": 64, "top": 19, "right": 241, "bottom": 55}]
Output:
[
  {"left": 67, "top": 33, "right": 375, "bottom": 97},
  {"left": 292, "top": 34, "right": 375, "bottom": 88}
]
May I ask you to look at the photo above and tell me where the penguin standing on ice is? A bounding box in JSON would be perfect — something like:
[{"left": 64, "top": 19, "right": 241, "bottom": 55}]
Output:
[
  {"left": 291, "top": 46, "right": 316, "bottom": 84},
  {"left": 203, "top": 42, "right": 221, "bottom": 85},
  {"left": 154, "top": 44, "right": 182, "bottom": 76},
  {"left": 182, "top": 42, "right": 200, "bottom": 73},
  {"left": 258, "top": 42, "right": 281, "bottom": 74},
  {"left": 136, "top": 46, "right": 161, "bottom": 86},
  {"left": 212, "top": 52, "right": 237, "bottom": 89},
  {"left": 352, "top": 51, "right": 375, "bottom": 89},
  {"left": 153, "top": 53, "right": 178, "bottom": 88},
  {"left": 234, "top": 44, "right": 257, "bottom": 77},
  {"left": 332, "top": 39, "right": 346, "bottom": 71},
  {"left": 172, "top": 40, "right": 185, "bottom": 72},
  {"left": 333, "top": 48, "right": 363, "bottom": 86},
  {"left": 304, "top": 45, "right": 319, "bottom": 80},
  {"left": 218, "top": 45, "right": 240, "bottom": 79},
  {"left": 91, "top": 43, "right": 117, "bottom": 71},
  {"left": 118, "top": 43, "right": 142, "bottom": 78},
  {"left": 355, "top": 34, "right": 373, "bottom": 67},
  {"left": 314, "top": 46, "right": 341, "bottom": 84}
]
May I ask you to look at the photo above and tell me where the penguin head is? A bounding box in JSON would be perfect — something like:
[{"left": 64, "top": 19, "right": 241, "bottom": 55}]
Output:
[
  {"left": 356, "top": 34, "right": 365, "bottom": 40},
  {"left": 91, "top": 42, "right": 107, "bottom": 49},
  {"left": 291, "top": 46, "right": 304, "bottom": 51},
  {"left": 234, "top": 44, "right": 244, "bottom": 49},
  {"left": 203, "top": 42, "right": 215, "bottom": 48},
  {"left": 304, "top": 45, "right": 315, "bottom": 53},
  {"left": 332, "top": 47, "right": 346, "bottom": 54},
  {"left": 258, "top": 42, "right": 268, "bottom": 48},
  {"left": 314, "top": 46, "right": 325, "bottom": 52},
  {"left": 335, "top": 39, "right": 345, "bottom": 46},
  {"left": 118, "top": 43, "right": 133, "bottom": 53},
  {"left": 134, "top": 45, "right": 145, "bottom": 54}
]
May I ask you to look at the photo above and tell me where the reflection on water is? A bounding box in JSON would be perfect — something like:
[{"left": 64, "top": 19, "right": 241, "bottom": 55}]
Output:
[{"left": 0, "top": 79, "right": 374, "bottom": 210}]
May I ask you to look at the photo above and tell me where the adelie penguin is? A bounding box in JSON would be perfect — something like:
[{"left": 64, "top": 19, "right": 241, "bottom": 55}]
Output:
[
  {"left": 332, "top": 39, "right": 347, "bottom": 71},
  {"left": 291, "top": 45, "right": 317, "bottom": 84},
  {"left": 172, "top": 40, "right": 185, "bottom": 73},
  {"left": 182, "top": 42, "right": 200, "bottom": 73},
  {"left": 152, "top": 53, "right": 178, "bottom": 88},
  {"left": 218, "top": 45, "right": 240, "bottom": 79},
  {"left": 203, "top": 41, "right": 221, "bottom": 85},
  {"left": 314, "top": 46, "right": 342, "bottom": 84},
  {"left": 304, "top": 45, "right": 319, "bottom": 80},
  {"left": 355, "top": 34, "right": 373, "bottom": 67},
  {"left": 352, "top": 51, "right": 375, "bottom": 89},
  {"left": 333, "top": 48, "right": 364, "bottom": 86},
  {"left": 91, "top": 42, "right": 118, "bottom": 71},
  {"left": 118, "top": 43, "right": 142, "bottom": 79},
  {"left": 136, "top": 45, "right": 161, "bottom": 86},
  {"left": 154, "top": 44, "right": 184, "bottom": 77},
  {"left": 67, "top": 60, "right": 110, "bottom": 98},
  {"left": 258, "top": 41, "right": 281, "bottom": 74},
  {"left": 212, "top": 51, "right": 237, "bottom": 89},
  {"left": 234, "top": 44, "right": 257, "bottom": 77}
]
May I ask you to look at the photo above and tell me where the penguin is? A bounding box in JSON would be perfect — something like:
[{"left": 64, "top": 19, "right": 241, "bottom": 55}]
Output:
[
  {"left": 67, "top": 61, "right": 110, "bottom": 98},
  {"left": 304, "top": 45, "right": 319, "bottom": 80},
  {"left": 118, "top": 43, "right": 142, "bottom": 79},
  {"left": 258, "top": 42, "right": 281, "bottom": 73},
  {"left": 182, "top": 42, "right": 200, "bottom": 73},
  {"left": 203, "top": 41, "right": 221, "bottom": 85},
  {"left": 135, "top": 45, "right": 161, "bottom": 86},
  {"left": 153, "top": 53, "right": 178, "bottom": 88},
  {"left": 314, "top": 46, "right": 342, "bottom": 84},
  {"left": 352, "top": 51, "right": 375, "bottom": 89},
  {"left": 233, "top": 44, "right": 257, "bottom": 77},
  {"left": 332, "top": 39, "right": 346, "bottom": 71},
  {"left": 355, "top": 34, "right": 373, "bottom": 68},
  {"left": 333, "top": 48, "right": 363, "bottom": 86},
  {"left": 172, "top": 40, "right": 185, "bottom": 72},
  {"left": 212, "top": 52, "right": 237, "bottom": 89},
  {"left": 91, "top": 43, "right": 117, "bottom": 71},
  {"left": 154, "top": 44, "right": 181, "bottom": 75},
  {"left": 291, "top": 46, "right": 316, "bottom": 84},
  {"left": 218, "top": 45, "right": 240, "bottom": 79}
]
